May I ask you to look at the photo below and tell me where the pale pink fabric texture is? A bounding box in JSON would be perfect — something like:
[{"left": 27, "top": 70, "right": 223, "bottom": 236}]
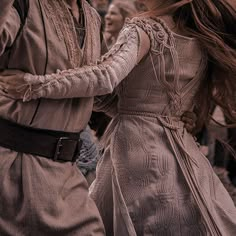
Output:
[
  {"left": 0, "top": 0, "right": 105, "bottom": 235},
  {"left": 13, "top": 17, "right": 236, "bottom": 235},
  {"left": 91, "top": 18, "right": 236, "bottom": 235}
]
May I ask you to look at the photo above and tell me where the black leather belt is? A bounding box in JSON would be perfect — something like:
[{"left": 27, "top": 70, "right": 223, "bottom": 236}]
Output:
[{"left": 0, "top": 117, "right": 82, "bottom": 162}]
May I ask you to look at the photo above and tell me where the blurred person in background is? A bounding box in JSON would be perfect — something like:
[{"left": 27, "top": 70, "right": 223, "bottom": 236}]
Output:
[
  {"left": 90, "top": 0, "right": 111, "bottom": 23},
  {"left": 207, "top": 107, "right": 236, "bottom": 204},
  {"left": 103, "top": 0, "right": 137, "bottom": 49}
]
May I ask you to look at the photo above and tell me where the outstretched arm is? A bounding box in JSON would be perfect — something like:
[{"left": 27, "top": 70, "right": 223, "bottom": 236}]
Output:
[{"left": 0, "top": 24, "right": 150, "bottom": 101}]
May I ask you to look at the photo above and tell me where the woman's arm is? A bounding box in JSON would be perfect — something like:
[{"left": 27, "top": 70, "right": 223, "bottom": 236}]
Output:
[{"left": 0, "top": 24, "right": 150, "bottom": 101}]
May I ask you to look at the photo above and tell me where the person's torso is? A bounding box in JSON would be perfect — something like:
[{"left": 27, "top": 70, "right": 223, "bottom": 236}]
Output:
[
  {"left": 0, "top": 0, "right": 101, "bottom": 132},
  {"left": 117, "top": 17, "right": 207, "bottom": 117}
]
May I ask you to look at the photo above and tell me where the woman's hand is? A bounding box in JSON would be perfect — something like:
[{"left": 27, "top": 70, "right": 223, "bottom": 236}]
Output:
[{"left": 0, "top": 69, "right": 28, "bottom": 99}]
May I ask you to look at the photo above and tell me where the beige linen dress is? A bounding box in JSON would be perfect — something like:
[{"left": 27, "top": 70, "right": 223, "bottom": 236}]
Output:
[
  {"left": 0, "top": 0, "right": 105, "bottom": 235},
  {"left": 13, "top": 17, "right": 236, "bottom": 235}
]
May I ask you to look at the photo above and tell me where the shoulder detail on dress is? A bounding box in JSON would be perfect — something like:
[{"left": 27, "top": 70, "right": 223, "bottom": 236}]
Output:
[{"left": 126, "top": 17, "right": 175, "bottom": 54}]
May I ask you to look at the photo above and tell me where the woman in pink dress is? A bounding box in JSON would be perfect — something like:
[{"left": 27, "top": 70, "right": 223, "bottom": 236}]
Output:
[
  {"left": 1, "top": 0, "right": 236, "bottom": 235},
  {"left": 103, "top": 0, "right": 137, "bottom": 49}
]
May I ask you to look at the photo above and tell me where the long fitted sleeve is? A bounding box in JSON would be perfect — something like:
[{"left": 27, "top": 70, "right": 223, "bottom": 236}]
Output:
[{"left": 22, "top": 24, "right": 150, "bottom": 101}]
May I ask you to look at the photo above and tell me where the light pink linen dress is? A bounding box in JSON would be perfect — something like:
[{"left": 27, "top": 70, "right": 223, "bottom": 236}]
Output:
[{"left": 16, "top": 17, "right": 236, "bottom": 235}]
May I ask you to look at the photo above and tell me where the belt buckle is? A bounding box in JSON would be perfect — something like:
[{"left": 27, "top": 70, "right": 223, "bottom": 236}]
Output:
[
  {"left": 73, "top": 138, "right": 83, "bottom": 162},
  {"left": 54, "top": 137, "right": 69, "bottom": 161},
  {"left": 54, "top": 136, "right": 83, "bottom": 162}
]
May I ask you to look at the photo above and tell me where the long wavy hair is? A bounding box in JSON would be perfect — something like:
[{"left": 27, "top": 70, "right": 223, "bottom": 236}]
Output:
[{"left": 147, "top": 0, "right": 236, "bottom": 131}]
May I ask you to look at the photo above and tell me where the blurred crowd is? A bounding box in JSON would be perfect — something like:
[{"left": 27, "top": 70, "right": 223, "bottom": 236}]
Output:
[{"left": 84, "top": 0, "right": 236, "bottom": 204}]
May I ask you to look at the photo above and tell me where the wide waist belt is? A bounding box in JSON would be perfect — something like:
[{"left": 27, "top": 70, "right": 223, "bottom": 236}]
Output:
[{"left": 0, "top": 117, "right": 82, "bottom": 162}]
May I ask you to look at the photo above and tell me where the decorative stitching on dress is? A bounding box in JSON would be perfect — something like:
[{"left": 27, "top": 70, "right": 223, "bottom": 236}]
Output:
[
  {"left": 130, "top": 17, "right": 183, "bottom": 115},
  {"left": 40, "top": 0, "right": 82, "bottom": 67}
]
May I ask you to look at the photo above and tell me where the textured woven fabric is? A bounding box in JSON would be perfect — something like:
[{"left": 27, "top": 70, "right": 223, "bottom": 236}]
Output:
[
  {"left": 12, "top": 17, "right": 236, "bottom": 235},
  {"left": 0, "top": 1, "right": 105, "bottom": 235},
  {"left": 91, "top": 18, "right": 236, "bottom": 235}
]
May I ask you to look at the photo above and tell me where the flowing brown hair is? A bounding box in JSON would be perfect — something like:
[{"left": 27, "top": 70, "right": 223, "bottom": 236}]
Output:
[{"left": 146, "top": 0, "right": 236, "bottom": 131}]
